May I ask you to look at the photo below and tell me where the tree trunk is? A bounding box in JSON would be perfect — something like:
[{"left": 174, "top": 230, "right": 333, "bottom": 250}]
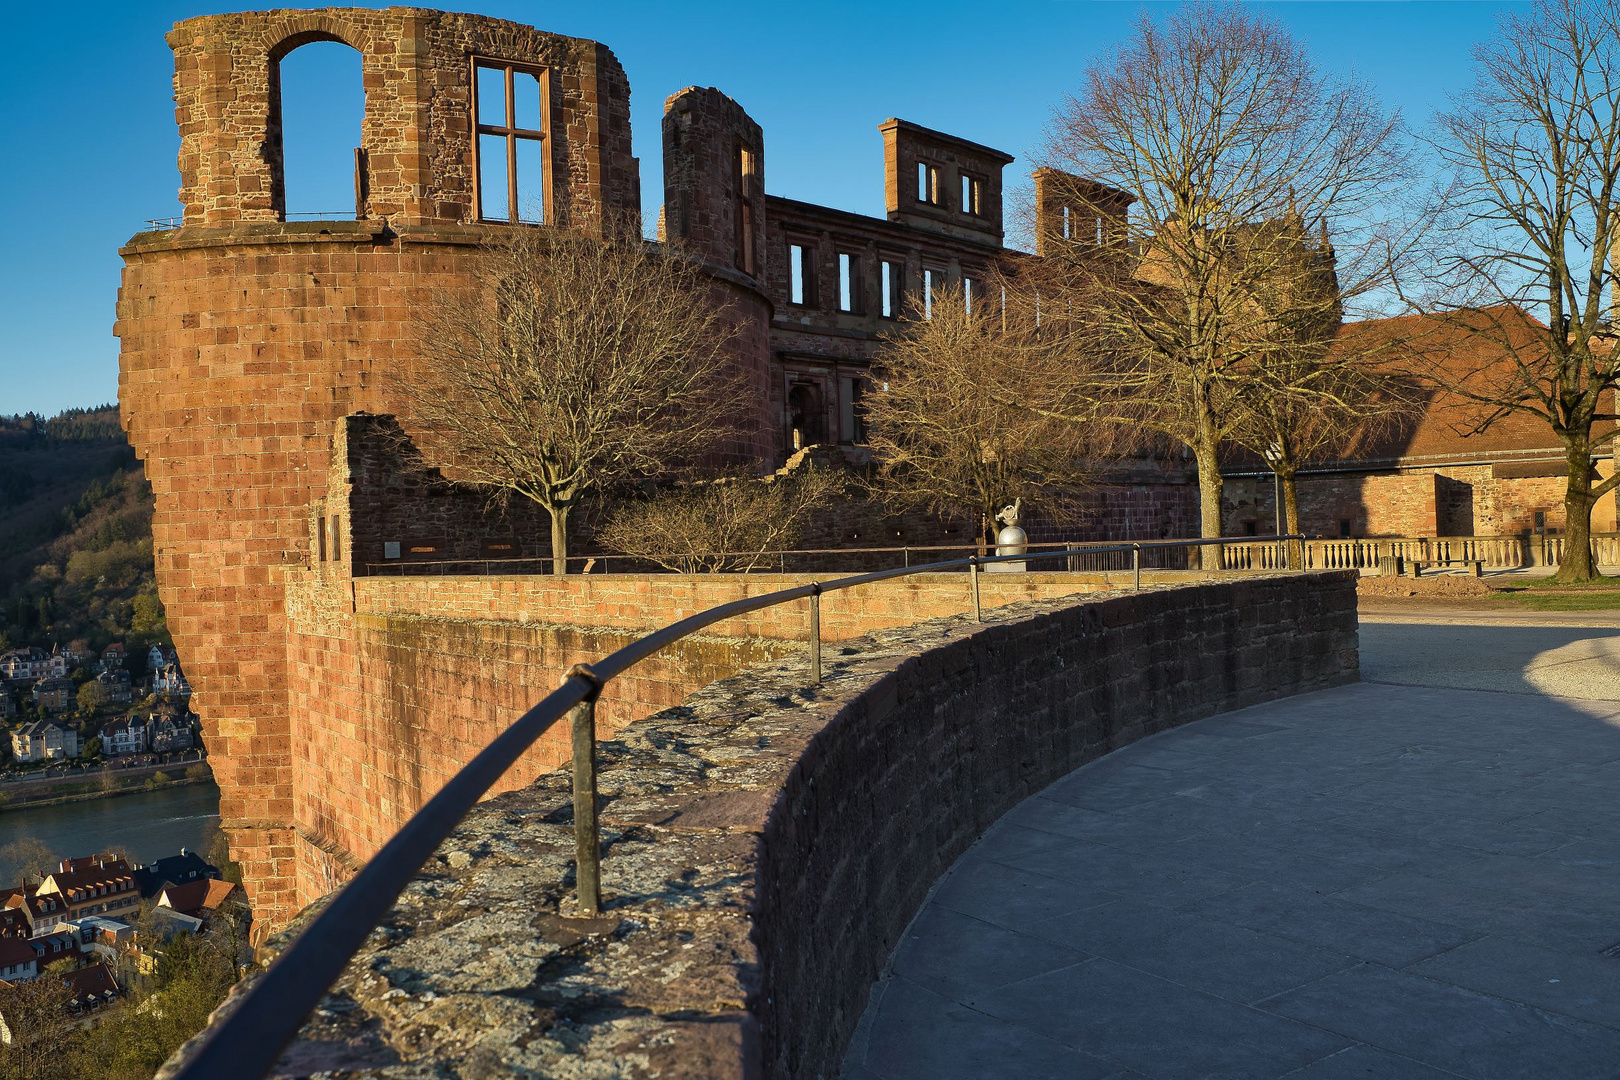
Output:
[
  {"left": 549, "top": 505, "right": 571, "bottom": 576},
  {"left": 1556, "top": 439, "right": 1600, "bottom": 582},
  {"left": 1194, "top": 432, "right": 1224, "bottom": 570},
  {"left": 1277, "top": 466, "right": 1301, "bottom": 568}
]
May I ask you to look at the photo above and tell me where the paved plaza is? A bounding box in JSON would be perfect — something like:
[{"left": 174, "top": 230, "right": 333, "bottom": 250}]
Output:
[{"left": 844, "top": 616, "right": 1620, "bottom": 1079}]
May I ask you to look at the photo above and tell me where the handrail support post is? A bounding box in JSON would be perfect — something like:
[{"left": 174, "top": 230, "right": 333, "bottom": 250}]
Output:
[
  {"left": 1133, "top": 544, "right": 1141, "bottom": 591},
  {"left": 970, "top": 557, "right": 982, "bottom": 622},
  {"left": 808, "top": 585, "right": 823, "bottom": 685},
  {"left": 567, "top": 663, "right": 605, "bottom": 917}
]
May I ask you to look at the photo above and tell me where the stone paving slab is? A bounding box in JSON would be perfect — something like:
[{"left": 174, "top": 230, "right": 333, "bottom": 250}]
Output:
[{"left": 843, "top": 622, "right": 1620, "bottom": 1080}]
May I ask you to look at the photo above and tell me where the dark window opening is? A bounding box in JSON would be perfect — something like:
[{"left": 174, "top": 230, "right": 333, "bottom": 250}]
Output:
[
  {"left": 788, "top": 382, "right": 827, "bottom": 449},
  {"left": 838, "top": 252, "right": 862, "bottom": 313},
  {"left": 1338, "top": 519, "right": 1352, "bottom": 539},
  {"left": 840, "top": 376, "right": 867, "bottom": 444},
  {"left": 922, "top": 268, "right": 943, "bottom": 319},
  {"left": 881, "top": 259, "right": 904, "bottom": 318},
  {"left": 275, "top": 41, "right": 365, "bottom": 220},
  {"left": 961, "top": 173, "right": 982, "bottom": 216},
  {"left": 735, "top": 143, "right": 758, "bottom": 274},
  {"left": 789, "top": 243, "right": 817, "bottom": 306},
  {"left": 473, "top": 58, "right": 547, "bottom": 224},
  {"left": 917, "top": 161, "right": 941, "bottom": 205},
  {"left": 329, "top": 515, "right": 342, "bottom": 561},
  {"left": 1243, "top": 520, "right": 1258, "bottom": 536}
]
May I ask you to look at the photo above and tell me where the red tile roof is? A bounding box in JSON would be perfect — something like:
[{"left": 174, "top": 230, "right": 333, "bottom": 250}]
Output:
[
  {"left": 159, "top": 879, "right": 236, "bottom": 917},
  {"left": 0, "top": 937, "right": 37, "bottom": 969},
  {"left": 63, "top": 963, "right": 118, "bottom": 1002}
]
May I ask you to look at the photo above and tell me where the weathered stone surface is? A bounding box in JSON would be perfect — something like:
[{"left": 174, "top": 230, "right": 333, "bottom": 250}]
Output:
[{"left": 167, "top": 573, "right": 1356, "bottom": 1079}]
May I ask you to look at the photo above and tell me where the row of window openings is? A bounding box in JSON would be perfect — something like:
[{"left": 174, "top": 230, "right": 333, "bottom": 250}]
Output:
[
  {"left": 918, "top": 163, "right": 984, "bottom": 217},
  {"left": 1060, "top": 205, "right": 1107, "bottom": 244},
  {"left": 788, "top": 247, "right": 976, "bottom": 319}
]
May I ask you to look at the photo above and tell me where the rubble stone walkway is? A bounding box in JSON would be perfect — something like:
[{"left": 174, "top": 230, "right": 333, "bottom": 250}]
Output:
[{"left": 844, "top": 618, "right": 1620, "bottom": 1080}]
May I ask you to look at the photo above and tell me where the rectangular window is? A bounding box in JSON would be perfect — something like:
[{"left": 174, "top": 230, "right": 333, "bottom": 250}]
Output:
[
  {"left": 917, "top": 161, "right": 940, "bottom": 205},
  {"left": 838, "top": 252, "right": 861, "bottom": 313},
  {"left": 472, "top": 59, "right": 547, "bottom": 224},
  {"left": 923, "top": 268, "right": 940, "bottom": 319},
  {"left": 789, "top": 243, "right": 816, "bottom": 306},
  {"left": 881, "top": 259, "right": 904, "bottom": 318},
  {"left": 963, "top": 275, "right": 976, "bottom": 315},
  {"left": 961, "top": 174, "right": 982, "bottom": 216},
  {"left": 1061, "top": 204, "right": 1072, "bottom": 239},
  {"left": 840, "top": 376, "right": 867, "bottom": 443},
  {"left": 735, "top": 144, "right": 758, "bottom": 274},
  {"left": 329, "top": 515, "right": 342, "bottom": 561},
  {"left": 316, "top": 516, "right": 327, "bottom": 562}
]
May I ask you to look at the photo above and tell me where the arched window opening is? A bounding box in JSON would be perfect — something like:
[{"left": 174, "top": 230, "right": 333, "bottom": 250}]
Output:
[
  {"left": 274, "top": 40, "right": 365, "bottom": 220},
  {"left": 787, "top": 383, "right": 827, "bottom": 450}
]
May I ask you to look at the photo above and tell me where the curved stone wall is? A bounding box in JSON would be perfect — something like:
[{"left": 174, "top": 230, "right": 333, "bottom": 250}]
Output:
[{"left": 176, "top": 571, "right": 1356, "bottom": 1078}]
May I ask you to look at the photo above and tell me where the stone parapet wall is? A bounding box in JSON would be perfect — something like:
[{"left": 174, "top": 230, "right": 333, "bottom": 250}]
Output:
[
  {"left": 182, "top": 572, "right": 1356, "bottom": 1078},
  {"left": 353, "top": 569, "right": 1130, "bottom": 642}
]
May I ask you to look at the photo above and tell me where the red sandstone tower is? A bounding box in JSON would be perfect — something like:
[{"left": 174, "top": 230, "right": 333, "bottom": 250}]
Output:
[{"left": 115, "top": 8, "right": 774, "bottom": 925}]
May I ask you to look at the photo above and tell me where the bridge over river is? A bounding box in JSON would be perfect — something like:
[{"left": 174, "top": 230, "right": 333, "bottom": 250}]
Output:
[{"left": 846, "top": 609, "right": 1620, "bottom": 1080}]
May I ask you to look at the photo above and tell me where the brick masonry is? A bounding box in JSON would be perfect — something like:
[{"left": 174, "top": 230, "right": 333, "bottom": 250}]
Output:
[
  {"left": 1223, "top": 464, "right": 1620, "bottom": 539},
  {"left": 164, "top": 572, "right": 1358, "bottom": 1078},
  {"left": 117, "top": 10, "right": 770, "bottom": 923}
]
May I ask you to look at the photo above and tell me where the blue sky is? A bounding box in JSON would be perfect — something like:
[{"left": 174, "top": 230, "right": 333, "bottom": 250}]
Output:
[{"left": 0, "top": 1, "right": 1520, "bottom": 416}]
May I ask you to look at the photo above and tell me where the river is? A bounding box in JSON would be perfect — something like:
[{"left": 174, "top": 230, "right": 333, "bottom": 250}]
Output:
[{"left": 0, "top": 783, "right": 221, "bottom": 882}]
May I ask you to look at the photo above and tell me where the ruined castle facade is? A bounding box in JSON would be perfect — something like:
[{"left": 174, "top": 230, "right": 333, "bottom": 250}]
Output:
[{"left": 114, "top": 7, "right": 1200, "bottom": 923}]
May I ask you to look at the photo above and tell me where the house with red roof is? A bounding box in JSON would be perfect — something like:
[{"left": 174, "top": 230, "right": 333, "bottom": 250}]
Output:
[
  {"left": 1222, "top": 307, "right": 1620, "bottom": 541},
  {"left": 34, "top": 855, "right": 139, "bottom": 922}
]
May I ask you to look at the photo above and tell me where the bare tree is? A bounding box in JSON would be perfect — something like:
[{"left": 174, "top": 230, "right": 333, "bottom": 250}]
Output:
[
  {"left": 0, "top": 840, "right": 57, "bottom": 885},
  {"left": 863, "top": 285, "right": 1099, "bottom": 542},
  {"left": 1427, "top": 0, "right": 1620, "bottom": 581},
  {"left": 1035, "top": 3, "right": 1415, "bottom": 551},
  {"left": 597, "top": 460, "right": 844, "bottom": 573},
  {"left": 0, "top": 961, "right": 77, "bottom": 1080},
  {"left": 1227, "top": 227, "right": 1423, "bottom": 537},
  {"left": 395, "top": 225, "right": 749, "bottom": 574}
]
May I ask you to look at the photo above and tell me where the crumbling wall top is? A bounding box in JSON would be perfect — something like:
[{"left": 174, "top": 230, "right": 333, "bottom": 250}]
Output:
[{"left": 166, "top": 7, "right": 638, "bottom": 230}]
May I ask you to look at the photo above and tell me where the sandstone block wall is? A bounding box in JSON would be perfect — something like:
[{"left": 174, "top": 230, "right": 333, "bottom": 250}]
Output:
[
  {"left": 167, "top": 8, "right": 637, "bottom": 227},
  {"left": 119, "top": 8, "right": 778, "bottom": 923},
  {"left": 755, "top": 571, "right": 1359, "bottom": 1078},
  {"left": 180, "top": 572, "right": 1356, "bottom": 1078},
  {"left": 352, "top": 570, "right": 1120, "bottom": 643},
  {"left": 1224, "top": 463, "right": 1620, "bottom": 539}
]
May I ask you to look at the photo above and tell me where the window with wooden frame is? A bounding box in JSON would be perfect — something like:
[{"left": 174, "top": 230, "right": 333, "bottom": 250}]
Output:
[
  {"left": 472, "top": 58, "right": 548, "bottom": 224},
  {"left": 735, "top": 142, "right": 759, "bottom": 274}
]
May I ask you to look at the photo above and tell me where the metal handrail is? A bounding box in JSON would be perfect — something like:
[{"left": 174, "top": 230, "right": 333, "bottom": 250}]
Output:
[
  {"left": 171, "top": 534, "right": 1304, "bottom": 1080},
  {"left": 359, "top": 535, "right": 1258, "bottom": 576}
]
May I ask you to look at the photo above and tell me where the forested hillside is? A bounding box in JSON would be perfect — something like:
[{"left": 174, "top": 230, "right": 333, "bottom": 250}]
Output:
[{"left": 0, "top": 407, "right": 169, "bottom": 658}]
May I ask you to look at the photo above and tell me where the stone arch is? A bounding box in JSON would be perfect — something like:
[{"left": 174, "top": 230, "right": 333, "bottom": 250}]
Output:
[{"left": 264, "top": 24, "right": 370, "bottom": 220}]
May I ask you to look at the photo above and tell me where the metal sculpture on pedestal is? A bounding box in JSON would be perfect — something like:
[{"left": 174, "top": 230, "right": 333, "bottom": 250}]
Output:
[{"left": 988, "top": 498, "right": 1028, "bottom": 572}]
